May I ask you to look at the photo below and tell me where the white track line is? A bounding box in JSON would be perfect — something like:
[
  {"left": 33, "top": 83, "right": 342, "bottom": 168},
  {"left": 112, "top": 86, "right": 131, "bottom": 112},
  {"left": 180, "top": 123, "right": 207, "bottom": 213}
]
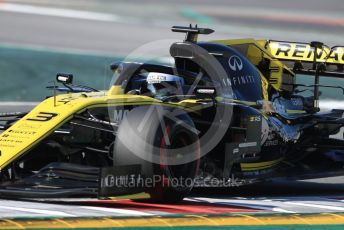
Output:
[
  {"left": 0, "top": 205, "right": 75, "bottom": 217},
  {"left": 0, "top": 3, "right": 119, "bottom": 21},
  {"left": 186, "top": 197, "right": 295, "bottom": 213},
  {"left": 0, "top": 102, "right": 38, "bottom": 106},
  {"left": 81, "top": 206, "right": 153, "bottom": 216},
  {"left": 272, "top": 208, "right": 296, "bottom": 213},
  {"left": 286, "top": 202, "right": 344, "bottom": 211}
]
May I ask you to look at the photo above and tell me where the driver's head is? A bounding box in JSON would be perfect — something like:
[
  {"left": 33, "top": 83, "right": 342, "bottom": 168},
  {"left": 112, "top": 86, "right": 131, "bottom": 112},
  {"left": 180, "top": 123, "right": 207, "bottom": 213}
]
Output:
[{"left": 145, "top": 72, "right": 184, "bottom": 98}]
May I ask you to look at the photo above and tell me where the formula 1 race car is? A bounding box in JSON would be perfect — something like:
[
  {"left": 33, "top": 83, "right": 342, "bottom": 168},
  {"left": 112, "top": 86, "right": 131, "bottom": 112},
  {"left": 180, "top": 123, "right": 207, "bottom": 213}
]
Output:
[{"left": 1, "top": 25, "right": 344, "bottom": 203}]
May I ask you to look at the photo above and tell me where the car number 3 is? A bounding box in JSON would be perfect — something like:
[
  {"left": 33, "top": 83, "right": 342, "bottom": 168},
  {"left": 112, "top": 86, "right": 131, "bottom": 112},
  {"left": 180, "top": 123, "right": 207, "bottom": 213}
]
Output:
[{"left": 27, "top": 112, "right": 58, "bottom": 122}]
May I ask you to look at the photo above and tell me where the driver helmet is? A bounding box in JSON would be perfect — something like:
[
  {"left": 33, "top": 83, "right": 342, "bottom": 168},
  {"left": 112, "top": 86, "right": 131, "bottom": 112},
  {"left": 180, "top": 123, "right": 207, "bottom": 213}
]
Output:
[{"left": 145, "top": 72, "right": 185, "bottom": 98}]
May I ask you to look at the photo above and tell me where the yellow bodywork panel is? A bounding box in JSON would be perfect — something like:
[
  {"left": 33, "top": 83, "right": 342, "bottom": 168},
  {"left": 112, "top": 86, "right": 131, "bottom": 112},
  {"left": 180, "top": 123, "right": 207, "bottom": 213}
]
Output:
[
  {"left": 0, "top": 92, "right": 161, "bottom": 170},
  {"left": 269, "top": 60, "right": 284, "bottom": 90},
  {"left": 260, "top": 73, "right": 269, "bottom": 100}
]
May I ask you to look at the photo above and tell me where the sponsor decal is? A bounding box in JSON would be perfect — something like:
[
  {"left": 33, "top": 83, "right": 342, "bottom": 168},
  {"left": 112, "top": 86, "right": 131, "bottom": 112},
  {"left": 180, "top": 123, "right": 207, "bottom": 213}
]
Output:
[
  {"left": 228, "top": 55, "right": 243, "bottom": 71},
  {"left": 147, "top": 75, "right": 167, "bottom": 83},
  {"left": 102, "top": 174, "right": 144, "bottom": 188},
  {"left": 146, "top": 72, "right": 180, "bottom": 84},
  {"left": 0, "top": 144, "right": 15, "bottom": 148},
  {"left": 99, "top": 165, "right": 143, "bottom": 197},
  {"left": 0, "top": 139, "right": 23, "bottom": 144},
  {"left": 113, "top": 109, "right": 129, "bottom": 123},
  {"left": 269, "top": 41, "right": 344, "bottom": 64},
  {"left": 17, "top": 123, "right": 42, "bottom": 129},
  {"left": 231, "top": 75, "right": 255, "bottom": 86},
  {"left": 7, "top": 129, "right": 36, "bottom": 135},
  {"left": 249, "top": 116, "right": 261, "bottom": 122}
]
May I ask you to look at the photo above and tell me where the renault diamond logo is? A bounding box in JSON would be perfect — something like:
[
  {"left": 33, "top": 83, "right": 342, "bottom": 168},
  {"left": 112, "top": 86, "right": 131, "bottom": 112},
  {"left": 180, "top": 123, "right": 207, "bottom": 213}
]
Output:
[{"left": 228, "top": 55, "right": 243, "bottom": 71}]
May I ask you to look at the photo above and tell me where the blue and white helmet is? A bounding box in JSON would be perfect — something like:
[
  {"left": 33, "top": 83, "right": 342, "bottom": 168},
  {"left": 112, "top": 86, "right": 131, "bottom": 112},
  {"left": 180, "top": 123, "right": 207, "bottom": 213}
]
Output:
[{"left": 145, "top": 72, "right": 185, "bottom": 98}]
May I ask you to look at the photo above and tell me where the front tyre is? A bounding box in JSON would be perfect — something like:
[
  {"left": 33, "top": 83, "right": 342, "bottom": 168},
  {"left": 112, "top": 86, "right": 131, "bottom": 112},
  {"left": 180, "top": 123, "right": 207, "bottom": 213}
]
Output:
[{"left": 114, "top": 106, "right": 200, "bottom": 203}]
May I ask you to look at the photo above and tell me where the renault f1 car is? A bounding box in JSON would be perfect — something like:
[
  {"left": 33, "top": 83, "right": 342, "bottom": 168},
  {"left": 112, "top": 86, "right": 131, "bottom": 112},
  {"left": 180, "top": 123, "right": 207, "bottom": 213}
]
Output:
[{"left": 1, "top": 25, "right": 344, "bottom": 203}]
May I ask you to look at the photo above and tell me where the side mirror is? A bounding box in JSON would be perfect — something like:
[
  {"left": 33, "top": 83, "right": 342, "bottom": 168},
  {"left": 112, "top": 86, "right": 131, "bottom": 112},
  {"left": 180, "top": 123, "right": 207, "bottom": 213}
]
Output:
[
  {"left": 110, "top": 61, "right": 121, "bottom": 72},
  {"left": 195, "top": 87, "right": 216, "bottom": 99},
  {"left": 56, "top": 73, "right": 73, "bottom": 84}
]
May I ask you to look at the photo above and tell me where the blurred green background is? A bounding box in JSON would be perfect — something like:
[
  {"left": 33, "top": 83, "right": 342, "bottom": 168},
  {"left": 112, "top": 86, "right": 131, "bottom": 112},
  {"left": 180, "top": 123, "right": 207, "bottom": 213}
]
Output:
[{"left": 0, "top": 45, "right": 116, "bottom": 101}]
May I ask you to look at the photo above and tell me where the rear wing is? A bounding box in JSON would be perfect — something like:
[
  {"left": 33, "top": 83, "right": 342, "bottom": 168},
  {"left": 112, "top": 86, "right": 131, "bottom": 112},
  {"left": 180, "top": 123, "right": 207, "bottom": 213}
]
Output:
[
  {"left": 262, "top": 40, "right": 344, "bottom": 111},
  {"left": 263, "top": 40, "right": 344, "bottom": 76}
]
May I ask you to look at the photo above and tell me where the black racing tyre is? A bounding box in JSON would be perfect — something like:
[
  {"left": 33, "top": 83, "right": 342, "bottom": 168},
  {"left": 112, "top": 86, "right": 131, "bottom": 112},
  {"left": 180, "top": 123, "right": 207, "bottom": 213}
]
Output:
[{"left": 113, "top": 105, "right": 200, "bottom": 203}]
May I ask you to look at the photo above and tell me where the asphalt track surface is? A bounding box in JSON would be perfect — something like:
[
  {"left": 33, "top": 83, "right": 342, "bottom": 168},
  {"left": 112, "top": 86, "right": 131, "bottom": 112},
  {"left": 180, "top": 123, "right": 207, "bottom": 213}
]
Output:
[{"left": 1, "top": 0, "right": 344, "bottom": 226}]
